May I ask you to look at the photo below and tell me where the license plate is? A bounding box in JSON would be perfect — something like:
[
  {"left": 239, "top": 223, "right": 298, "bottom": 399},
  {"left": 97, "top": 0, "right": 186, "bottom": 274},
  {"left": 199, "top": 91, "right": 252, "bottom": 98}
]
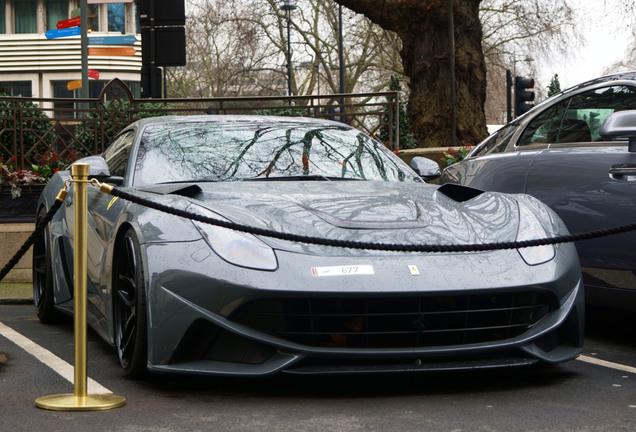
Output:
[{"left": 311, "top": 265, "right": 375, "bottom": 277}]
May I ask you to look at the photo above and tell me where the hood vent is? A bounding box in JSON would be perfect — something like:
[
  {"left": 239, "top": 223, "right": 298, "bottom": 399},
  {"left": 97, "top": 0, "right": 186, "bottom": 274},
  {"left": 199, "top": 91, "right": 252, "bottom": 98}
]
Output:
[
  {"left": 300, "top": 203, "right": 431, "bottom": 230},
  {"left": 438, "top": 183, "right": 484, "bottom": 202},
  {"left": 136, "top": 183, "right": 203, "bottom": 198}
]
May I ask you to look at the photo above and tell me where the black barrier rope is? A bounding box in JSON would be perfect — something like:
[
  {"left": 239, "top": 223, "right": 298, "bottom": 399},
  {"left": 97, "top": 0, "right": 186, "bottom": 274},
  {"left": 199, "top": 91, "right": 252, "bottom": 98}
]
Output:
[
  {"left": 102, "top": 184, "right": 636, "bottom": 253},
  {"left": 3, "top": 181, "right": 636, "bottom": 286},
  {"left": 0, "top": 190, "right": 67, "bottom": 284}
]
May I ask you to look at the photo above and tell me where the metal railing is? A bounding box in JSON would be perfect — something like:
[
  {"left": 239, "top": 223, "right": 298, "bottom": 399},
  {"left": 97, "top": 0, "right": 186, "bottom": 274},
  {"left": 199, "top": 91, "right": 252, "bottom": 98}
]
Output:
[{"left": 0, "top": 78, "right": 400, "bottom": 170}]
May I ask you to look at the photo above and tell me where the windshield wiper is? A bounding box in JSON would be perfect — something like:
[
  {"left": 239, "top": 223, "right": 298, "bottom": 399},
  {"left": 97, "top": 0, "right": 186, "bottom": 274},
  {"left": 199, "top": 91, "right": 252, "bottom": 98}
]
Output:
[
  {"left": 243, "top": 175, "right": 364, "bottom": 182},
  {"left": 157, "top": 179, "right": 218, "bottom": 184}
]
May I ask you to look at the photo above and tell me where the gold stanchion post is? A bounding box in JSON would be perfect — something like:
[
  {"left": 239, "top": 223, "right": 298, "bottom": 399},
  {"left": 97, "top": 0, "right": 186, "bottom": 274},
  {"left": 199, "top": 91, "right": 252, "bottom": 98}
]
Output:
[{"left": 36, "top": 163, "right": 126, "bottom": 411}]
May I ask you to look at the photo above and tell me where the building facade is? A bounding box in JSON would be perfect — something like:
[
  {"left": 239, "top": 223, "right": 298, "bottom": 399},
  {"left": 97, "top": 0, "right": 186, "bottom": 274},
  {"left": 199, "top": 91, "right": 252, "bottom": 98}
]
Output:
[{"left": 0, "top": 0, "right": 141, "bottom": 100}]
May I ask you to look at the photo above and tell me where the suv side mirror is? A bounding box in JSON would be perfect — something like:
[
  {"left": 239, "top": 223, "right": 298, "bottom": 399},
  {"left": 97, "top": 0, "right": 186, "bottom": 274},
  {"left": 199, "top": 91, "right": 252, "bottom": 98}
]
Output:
[
  {"left": 410, "top": 157, "right": 441, "bottom": 181},
  {"left": 600, "top": 110, "right": 636, "bottom": 152}
]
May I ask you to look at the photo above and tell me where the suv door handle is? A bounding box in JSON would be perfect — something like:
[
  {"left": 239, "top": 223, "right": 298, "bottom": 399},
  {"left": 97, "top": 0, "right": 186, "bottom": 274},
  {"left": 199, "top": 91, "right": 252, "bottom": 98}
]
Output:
[{"left": 610, "top": 164, "right": 636, "bottom": 178}]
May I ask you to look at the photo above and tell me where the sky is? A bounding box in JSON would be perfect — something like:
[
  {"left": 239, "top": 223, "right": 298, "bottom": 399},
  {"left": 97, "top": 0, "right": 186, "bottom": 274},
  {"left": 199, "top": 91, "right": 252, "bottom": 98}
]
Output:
[{"left": 536, "top": 0, "right": 634, "bottom": 90}]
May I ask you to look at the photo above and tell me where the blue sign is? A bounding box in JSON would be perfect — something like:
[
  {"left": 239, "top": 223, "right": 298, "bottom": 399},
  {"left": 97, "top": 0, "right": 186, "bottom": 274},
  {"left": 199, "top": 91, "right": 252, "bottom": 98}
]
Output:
[
  {"left": 45, "top": 27, "right": 81, "bottom": 39},
  {"left": 88, "top": 35, "right": 137, "bottom": 46}
]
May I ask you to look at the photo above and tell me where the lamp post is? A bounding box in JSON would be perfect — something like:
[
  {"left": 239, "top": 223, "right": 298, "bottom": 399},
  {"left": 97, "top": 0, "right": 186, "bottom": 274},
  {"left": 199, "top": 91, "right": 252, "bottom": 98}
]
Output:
[
  {"left": 448, "top": 0, "right": 456, "bottom": 148},
  {"left": 281, "top": 0, "right": 297, "bottom": 98},
  {"left": 338, "top": 4, "right": 345, "bottom": 121}
]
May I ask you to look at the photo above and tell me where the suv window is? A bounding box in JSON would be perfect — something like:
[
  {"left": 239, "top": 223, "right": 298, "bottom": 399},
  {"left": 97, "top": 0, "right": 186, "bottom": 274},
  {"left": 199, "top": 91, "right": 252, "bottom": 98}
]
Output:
[
  {"left": 472, "top": 123, "right": 517, "bottom": 156},
  {"left": 518, "top": 85, "right": 636, "bottom": 146}
]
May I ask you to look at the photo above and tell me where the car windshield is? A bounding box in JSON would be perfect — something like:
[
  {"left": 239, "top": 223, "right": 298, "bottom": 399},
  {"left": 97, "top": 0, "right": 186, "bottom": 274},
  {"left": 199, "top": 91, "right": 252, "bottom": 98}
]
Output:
[{"left": 132, "top": 120, "right": 421, "bottom": 185}]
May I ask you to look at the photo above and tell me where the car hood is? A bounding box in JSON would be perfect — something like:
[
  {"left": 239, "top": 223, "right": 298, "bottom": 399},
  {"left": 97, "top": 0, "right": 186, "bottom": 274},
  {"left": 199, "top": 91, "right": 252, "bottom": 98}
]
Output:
[{"left": 151, "top": 180, "right": 521, "bottom": 255}]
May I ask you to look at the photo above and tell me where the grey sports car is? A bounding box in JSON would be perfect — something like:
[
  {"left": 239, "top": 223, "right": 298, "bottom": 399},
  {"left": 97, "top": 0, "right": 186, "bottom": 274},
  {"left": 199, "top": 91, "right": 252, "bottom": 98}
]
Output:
[
  {"left": 441, "top": 72, "right": 636, "bottom": 311},
  {"left": 34, "top": 115, "right": 584, "bottom": 378}
]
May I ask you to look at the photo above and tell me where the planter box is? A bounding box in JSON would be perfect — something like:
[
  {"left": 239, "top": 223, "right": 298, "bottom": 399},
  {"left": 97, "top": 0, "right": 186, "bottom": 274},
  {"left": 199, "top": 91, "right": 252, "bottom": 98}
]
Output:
[
  {"left": 0, "top": 223, "right": 35, "bottom": 283},
  {"left": 0, "top": 184, "right": 45, "bottom": 223}
]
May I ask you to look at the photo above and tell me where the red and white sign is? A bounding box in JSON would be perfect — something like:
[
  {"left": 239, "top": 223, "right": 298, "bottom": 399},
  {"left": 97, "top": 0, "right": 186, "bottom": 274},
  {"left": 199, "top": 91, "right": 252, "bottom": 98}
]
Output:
[{"left": 56, "top": 16, "right": 80, "bottom": 29}]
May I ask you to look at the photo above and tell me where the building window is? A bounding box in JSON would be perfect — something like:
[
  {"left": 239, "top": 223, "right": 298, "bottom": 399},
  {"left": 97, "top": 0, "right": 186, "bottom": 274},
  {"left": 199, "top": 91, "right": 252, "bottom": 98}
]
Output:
[
  {"left": 46, "top": 0, "right": 67, "bottom": 31},
  {"left": 52, "top": 80, "right": 140, "bottom": 117},
  {"left": 0, "top": 81, "right": 32, "bottom": 97},
  {"left": 0, "top": 0, "right": 6, "bottom": 34},
  {"left": 14, "top": 0, "right": 37, "bottom": 34},
  {"left": 86, "top": 4, "right": 98, "bottom": 31},
  {"left": 2, "top": 1, "right": 137, "bottom": 35},
  {"left": 51, "top": 81, "right": 74, "bottom": 118},
  {"left": 108, "top": 2, "right": 125, "bottom": 33}
]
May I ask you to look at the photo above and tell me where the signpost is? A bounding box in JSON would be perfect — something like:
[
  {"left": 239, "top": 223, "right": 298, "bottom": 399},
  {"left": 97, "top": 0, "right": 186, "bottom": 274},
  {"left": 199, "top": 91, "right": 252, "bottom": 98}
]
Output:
[
  {"left": 49, "top": 1, "right": 138, "bottom": 99},
  {"left": 56, "top": 16, "right": 81, "bottom": 29},
  {"left": 67, "top": 80, "right": 82, "bottom": 91},
  {"left": 88, "top": 35, "right": 137, "bottom": 45},
  {"left": 45, "top": 27, "right": 81, "bottom": 39},
  {"left": 88, "top": 47, "right": 136, "bottom": 56}
]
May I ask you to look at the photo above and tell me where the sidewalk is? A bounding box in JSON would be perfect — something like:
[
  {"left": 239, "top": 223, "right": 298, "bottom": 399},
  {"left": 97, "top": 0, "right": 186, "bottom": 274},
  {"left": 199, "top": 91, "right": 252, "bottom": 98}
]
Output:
[{"left": 0, "top": 283, "right": 33, "bottom": 305}]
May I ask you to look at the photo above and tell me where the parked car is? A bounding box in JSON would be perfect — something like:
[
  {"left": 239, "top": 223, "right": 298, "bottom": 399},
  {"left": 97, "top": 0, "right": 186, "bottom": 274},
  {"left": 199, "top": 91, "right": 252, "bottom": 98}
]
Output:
[
  {"left": 441, "top": 71, "right": 636, "bottom": 311},
  {"left": 34, "top": 115, "right": 583, "bottom": 377}
]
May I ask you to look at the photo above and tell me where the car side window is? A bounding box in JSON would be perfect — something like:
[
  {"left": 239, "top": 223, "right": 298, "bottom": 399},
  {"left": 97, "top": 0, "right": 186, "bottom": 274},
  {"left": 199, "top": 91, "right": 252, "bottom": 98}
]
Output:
[
  {"left": 472, "top": 123, "right": 517, "bottom": 156},
  {"left": 518, "top": 102, "right": 568, "bottom": 146},
  {"left": 563, "top": 86, "right": 636, "bottom": 140},
  {"left": 518, "top": 85, "right": 636, "bottom": 146},
  {"left": 102, "top": 130, "right": 136, "bottom": 177}
]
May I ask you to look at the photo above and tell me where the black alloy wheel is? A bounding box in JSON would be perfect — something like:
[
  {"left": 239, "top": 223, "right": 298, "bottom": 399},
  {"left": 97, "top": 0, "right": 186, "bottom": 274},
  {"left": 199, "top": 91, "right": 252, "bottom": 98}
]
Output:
[
  {"left": 32, "top": 207, "right": 62, "bottom": 323},
  {"left": 113, "top": 227, "right": 148, "bottom": 379}
]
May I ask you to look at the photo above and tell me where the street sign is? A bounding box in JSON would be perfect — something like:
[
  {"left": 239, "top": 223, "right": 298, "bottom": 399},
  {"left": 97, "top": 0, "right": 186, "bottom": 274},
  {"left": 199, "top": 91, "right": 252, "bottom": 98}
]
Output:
[
  {"left": 71, "top": 8, "right": 80, "bottom": 18},
  {"left": 88, "top": 35, "right": 137, "bottom": 46},
  {"left": 141, "top": 27, "right": 186, "bottom": 66},
  {"left": 68, "top": 71, "right": 99, "bottom": 91},
  {"left": 45, "top": 27, "right": 81, "bottom": 39},
  {"left": 139, "top": 0, "right": 185, "bottom": 27},
  {"left": 56, "top": 17, "right": 80, "bottom": 29},
  {"left": 67, "top": 80, "right": 82, "bottom": 91},
  {"left": 88, "top": 47, "right": 136, "bottom": 56}
]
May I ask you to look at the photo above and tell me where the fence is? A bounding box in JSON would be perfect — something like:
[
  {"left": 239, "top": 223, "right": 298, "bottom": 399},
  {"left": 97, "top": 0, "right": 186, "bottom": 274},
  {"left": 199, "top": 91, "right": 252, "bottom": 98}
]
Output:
[{"left": 0, "top": 78, "right": 400, "bottom": 170}]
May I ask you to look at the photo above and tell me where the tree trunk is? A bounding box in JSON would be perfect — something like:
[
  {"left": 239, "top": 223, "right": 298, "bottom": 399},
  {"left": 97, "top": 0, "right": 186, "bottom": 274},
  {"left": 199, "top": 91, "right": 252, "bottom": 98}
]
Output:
[{"left": 335, "top": 0, "right": 488, "bottom": 148}]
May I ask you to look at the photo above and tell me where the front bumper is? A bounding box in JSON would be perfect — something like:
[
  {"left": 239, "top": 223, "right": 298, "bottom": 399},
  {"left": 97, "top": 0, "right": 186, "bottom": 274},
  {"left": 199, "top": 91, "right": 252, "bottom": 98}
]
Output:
[{"left": 143, "top": 240, "right": 584, "bottom": 376}]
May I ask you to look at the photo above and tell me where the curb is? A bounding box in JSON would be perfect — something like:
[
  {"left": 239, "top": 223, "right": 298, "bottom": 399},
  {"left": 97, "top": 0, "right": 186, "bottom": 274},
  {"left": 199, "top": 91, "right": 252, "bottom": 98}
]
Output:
[{"left": 0, "top": 298, "right": 33, "bottom": 305}]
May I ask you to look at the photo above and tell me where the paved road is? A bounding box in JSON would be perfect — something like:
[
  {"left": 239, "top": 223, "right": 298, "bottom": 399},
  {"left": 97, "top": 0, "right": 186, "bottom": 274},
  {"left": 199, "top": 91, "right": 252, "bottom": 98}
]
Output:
[{"left": 0, "top": 304, "right": 635, "bottom": 432}]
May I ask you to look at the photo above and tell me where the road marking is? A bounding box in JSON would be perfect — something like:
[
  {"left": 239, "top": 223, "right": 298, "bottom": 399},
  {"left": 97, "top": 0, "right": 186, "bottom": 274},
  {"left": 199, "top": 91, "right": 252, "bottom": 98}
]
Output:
[
  {"left": 578, "top": 354, "right": 636, "bottom": 374},
  {"left": 0, "top": 322, "right": 112, "bottom": 394},
  {"left": 3, "top": 321, "right": 634, "bottom": 386}
]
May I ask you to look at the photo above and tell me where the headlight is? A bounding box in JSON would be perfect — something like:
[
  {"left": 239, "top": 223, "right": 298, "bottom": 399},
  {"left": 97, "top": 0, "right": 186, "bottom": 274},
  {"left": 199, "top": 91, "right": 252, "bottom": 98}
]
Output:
[
  {"left": 516, "top": 202, "right": 555, "bottom": 266},
  {"left": 187, "top": 204, "right": 278, "bottom": 271}
]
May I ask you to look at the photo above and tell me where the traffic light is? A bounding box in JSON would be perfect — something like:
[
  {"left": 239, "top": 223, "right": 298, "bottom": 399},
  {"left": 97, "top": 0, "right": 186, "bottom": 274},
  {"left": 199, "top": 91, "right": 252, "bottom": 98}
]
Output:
[{"left": 514, "top": 76, "right": 535, "bottom": 117}]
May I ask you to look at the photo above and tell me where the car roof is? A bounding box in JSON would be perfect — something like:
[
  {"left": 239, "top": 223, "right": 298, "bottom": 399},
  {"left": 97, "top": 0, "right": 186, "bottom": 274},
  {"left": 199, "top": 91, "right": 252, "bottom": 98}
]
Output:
[{"left": 559, "top": 70, "right": 636, "bottom": 96}]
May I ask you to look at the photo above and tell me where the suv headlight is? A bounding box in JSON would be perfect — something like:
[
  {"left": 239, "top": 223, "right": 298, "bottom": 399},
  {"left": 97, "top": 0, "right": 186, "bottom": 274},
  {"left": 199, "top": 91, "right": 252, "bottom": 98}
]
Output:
[
  {"left": 516, "top": 202, "right": 555, "bottom": 266},
  {"left": 187, "top": 204, "right": 278, "bottom": 271}
]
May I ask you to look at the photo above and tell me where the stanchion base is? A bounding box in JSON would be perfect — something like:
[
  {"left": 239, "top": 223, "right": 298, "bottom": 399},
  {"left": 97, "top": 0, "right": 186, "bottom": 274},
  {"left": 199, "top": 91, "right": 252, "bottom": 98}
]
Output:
[{"left": 35, "top": 393, "right": 126, "bottom": 411}]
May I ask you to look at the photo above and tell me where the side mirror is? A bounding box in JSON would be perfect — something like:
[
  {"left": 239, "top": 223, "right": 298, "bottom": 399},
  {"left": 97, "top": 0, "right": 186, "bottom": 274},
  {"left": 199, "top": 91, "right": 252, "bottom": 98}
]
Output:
[
  {"left": 410, "top": 156, "right": 441, "bottom": 181},
  {"left": 600, "top": 110, "right": 636, "bottom": 152},
  {"left": 75, "top": 156, "right": 111, "bottom": 177}
]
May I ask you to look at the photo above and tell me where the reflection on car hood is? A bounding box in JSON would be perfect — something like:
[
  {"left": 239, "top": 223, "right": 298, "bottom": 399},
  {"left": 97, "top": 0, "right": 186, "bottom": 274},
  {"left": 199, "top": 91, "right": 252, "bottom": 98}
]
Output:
[{"left": 155, "top": 180, "right": 520, "bottom": 255}]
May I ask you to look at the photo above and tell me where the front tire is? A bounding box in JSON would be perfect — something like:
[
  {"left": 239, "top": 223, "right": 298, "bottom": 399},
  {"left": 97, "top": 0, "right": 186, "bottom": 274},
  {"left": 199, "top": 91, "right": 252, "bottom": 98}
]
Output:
[
  {"left": 113, "top": 227, "right": 148, "bottom": 379},
  {"left": 33, "top": 207, "right": 63, "bottom": 323}
]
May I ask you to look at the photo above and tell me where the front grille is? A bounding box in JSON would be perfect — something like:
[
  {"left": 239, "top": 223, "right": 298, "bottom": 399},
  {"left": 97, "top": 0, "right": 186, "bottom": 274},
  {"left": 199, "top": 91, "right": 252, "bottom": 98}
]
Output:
[{"left": 231, "top": 290, "right": 555, "bottom": 349}]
